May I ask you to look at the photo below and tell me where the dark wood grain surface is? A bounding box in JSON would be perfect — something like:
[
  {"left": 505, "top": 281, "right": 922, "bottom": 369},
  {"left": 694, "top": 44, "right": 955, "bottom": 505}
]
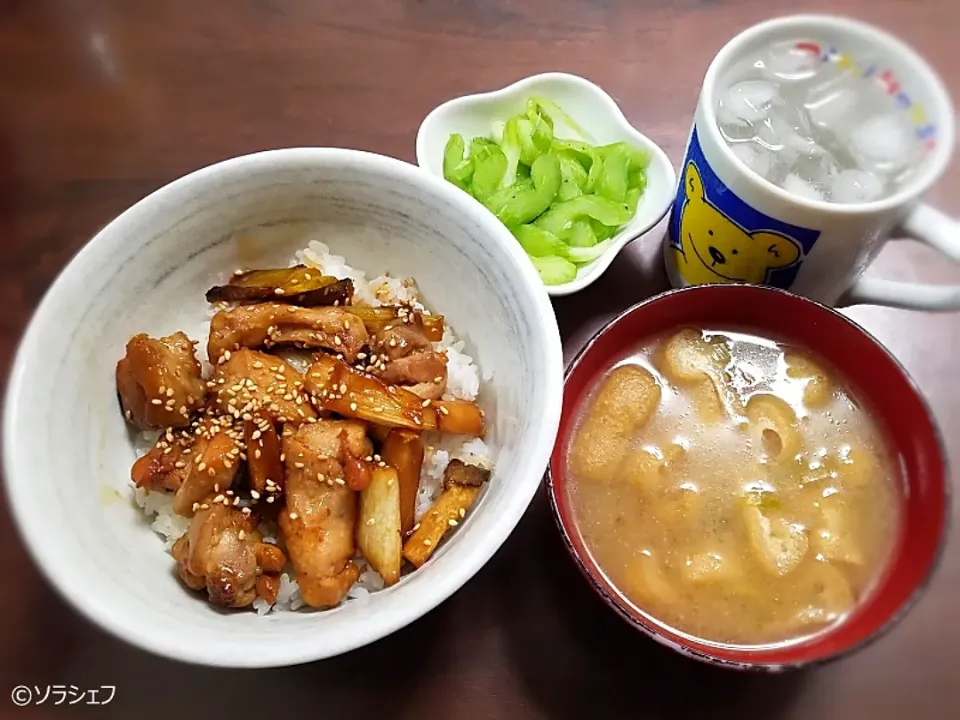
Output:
[{"left": 2, "top": 1, "right": 959, "bottom": 718}]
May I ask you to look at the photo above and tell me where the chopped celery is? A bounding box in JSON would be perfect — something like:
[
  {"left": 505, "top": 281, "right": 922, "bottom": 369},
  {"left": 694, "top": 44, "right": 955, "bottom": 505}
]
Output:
[
  {"left": 563, "top": 220, "right": 598, "bottom": 248},
  {"left": 531, "top": 255, "right": 578, "bottom": 285},
  {"left": 558, "top": 152, "right": 588, "bottom": 201},
  {"left": 484, "top": 152, "right": 561, "bottom": 227},
  {"left": 513, "top": 224, "right": 568, "bottom": 258},
  {"left": 628, "top": 166, "right": 647, "bottom": 193},
  {"left": 595, "top": 143, "right": 629, "bottom": 203},
  {"left": 592, "top": 219, "right": 618, "bottom": 241},
  {"left": 499, "top": 117, "right": 523, "bottom": 188},
  {"left": 443, "top": 134, "right": 474, "bottom": 191},
  {"left": 585, "top": 153, "right": 604, "bottom": 194},
  {"left": 440, "top": 96, "right": 651, "bottom": 282},
  {"left": 470, "top": 138, "right": 507, "bottom": 202},
  {"left": 625, "top": 185, "right": 642, "bottom": 215},
  {"left": 568, "top": 239, "right": 613, "bottom": 264},
  {"left": 535, "top": 195, "right": 633, "bottom": 237},
  {"left": 530, "top": 96, "right": 592, "bottom": 141},
  {"left": 553, "top": 138, "right": 597, "bottom": 170}
]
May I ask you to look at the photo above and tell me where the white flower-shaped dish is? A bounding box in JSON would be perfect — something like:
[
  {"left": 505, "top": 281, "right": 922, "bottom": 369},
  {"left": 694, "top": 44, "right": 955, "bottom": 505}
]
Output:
[{"left": 416, "top": 72, "right": 677, "bottom": 296}]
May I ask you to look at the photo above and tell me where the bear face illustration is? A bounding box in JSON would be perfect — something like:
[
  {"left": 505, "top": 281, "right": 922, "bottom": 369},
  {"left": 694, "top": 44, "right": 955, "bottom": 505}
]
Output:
[{"left": 675, "top": 162, "right": 801, "bottom": 285}]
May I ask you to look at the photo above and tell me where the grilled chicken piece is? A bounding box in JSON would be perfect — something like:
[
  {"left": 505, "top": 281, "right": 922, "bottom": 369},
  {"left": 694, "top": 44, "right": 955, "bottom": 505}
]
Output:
[
  {"left": 210, "top": 349, "right": 317, "bottom": 425},
  {"left": 208, "top": 304, "right": 368, "bottom": 364},
  {"left": 130, "top": 430, "right": 193, "bottom": 492},
  {"left": 279, "top": 420, "right": 372, "bottom": 608},
  {"left": 116, "top": 332, "right": 207, "bottom": 429},
  {"left": 172, "top": 419, "right": 242, "bottom": 517},
  {"left": 443, "top": 459, "right": 491, "bottom": 489},
  {"left": 371, "top": 318, "right": 447, "bottom": 400},
  {"left": 171, "top": 504, "right": 286, "bottom": 608}
]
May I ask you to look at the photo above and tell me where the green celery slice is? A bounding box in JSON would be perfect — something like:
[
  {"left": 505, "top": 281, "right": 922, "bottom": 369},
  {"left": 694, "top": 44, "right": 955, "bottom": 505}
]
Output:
[
  {"left": 443, "top": 134, "right": 474, "bottom": 191},
  {"left": 557, "top": 152, "right": 588, "bottom": 202},
  {"left": 513, "top": 224, "right": 568, "bottom": 258},
  {"left": 563, "top": 220, "right": 598, "bottom": 248},
  {"left": 595, "top": 143, "right": 630, "bottom": 203},
  {"left": 568, "top": 239, "right": 613, "bottom": 264},
  {"left": 530, "top": 255, "right": 577, "bottom": 285},
  {"left": 484, "top": 152, "right": 561, "bottom": 227},
  {"left": 499, "top": 117, "right": 523, "bottom": 188},
  {"left": 535, "top": 195, "right": 633, "bottom": 237},
  {"left": 470, "top": 137, "right": 507, "bottom": 202}
]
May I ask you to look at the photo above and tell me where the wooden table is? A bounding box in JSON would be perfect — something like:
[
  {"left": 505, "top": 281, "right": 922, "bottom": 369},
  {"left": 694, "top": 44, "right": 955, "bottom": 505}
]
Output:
[{"left": 2, "top": 1, "right": 959, "bottom": 717}]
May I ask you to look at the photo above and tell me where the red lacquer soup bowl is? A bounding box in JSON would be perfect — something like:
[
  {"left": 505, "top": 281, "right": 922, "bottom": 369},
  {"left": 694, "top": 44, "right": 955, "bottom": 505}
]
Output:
[{"left": 547, "top": 284, "right": 950, "bottom": 671}]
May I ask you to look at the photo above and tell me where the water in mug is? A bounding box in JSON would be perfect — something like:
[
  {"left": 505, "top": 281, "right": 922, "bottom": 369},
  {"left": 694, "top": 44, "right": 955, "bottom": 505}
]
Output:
[{"left": 716, "top": 40, "right": 925, "bottom": 204}]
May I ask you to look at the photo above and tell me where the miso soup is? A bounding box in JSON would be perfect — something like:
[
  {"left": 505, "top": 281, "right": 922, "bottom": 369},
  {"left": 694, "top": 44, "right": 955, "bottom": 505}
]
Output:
[{"left": 565, "top": 327, "right": 902, "bottom": 647}]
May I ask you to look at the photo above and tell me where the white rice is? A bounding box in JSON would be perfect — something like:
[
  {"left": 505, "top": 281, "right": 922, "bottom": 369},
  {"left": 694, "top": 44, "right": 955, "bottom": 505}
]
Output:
[{"left": 134, "top": 233, "right": 494, "bottom": 613}]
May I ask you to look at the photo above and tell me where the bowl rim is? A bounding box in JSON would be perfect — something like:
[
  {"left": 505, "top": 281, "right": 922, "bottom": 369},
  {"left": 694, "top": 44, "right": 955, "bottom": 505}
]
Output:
[
  {"left": 3, "top": 147, "right": 565, "bottom": 667},
  {"left": 546, "top": 283, "right": 951, "bottom": 671},
  {"left": 414, "top": 71, "right": 678, "bottom": 297}
]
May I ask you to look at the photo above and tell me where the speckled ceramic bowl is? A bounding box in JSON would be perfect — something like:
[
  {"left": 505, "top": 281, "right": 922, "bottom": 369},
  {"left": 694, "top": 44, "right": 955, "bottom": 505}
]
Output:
[
  {"left": 416, "top": 72, "right": 677, "bottom": 296},
  {"left": 3, "top": 148, "right": 564, "bottom": 667}
]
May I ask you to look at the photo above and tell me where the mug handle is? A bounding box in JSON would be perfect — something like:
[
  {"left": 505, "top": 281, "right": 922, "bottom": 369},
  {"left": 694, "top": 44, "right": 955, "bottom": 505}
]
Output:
[{"left": 843, "top": 204, "right": 960, "bottom": 311}]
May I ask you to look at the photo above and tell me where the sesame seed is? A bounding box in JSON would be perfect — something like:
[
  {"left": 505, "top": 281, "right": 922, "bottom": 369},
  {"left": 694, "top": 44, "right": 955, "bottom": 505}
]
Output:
[
  {"left": 366, "top": 517, "right": 376, "bottom": 525},
  {"left": 197, "top": 462, "right": 207, "bottom": 471},
  {"left": 295, "top": 462, "right": 305, "bottom": 469},
  {"left": 241, "top": 507, "right": 251, "bottom": 516},
  {"left": 266, "top": 496, "right": 276, "bottom": 504},
  {"left": 413, "top": 417, "right": 422, "bottom": 425},
  {"left": 339, "top": 383, "right": 347, "bottom": 394},
  {"left": 151, "top": 398, "right": 163, "bottom": 406},
  {"left": 344, "top": 320, "right": 350, "bottom": 330},
  {"left": 179, "top": 405, "right": 188, "bottom": 415},
  {"left": 254, "top": 449, "right": 262, "bottom": 459},
  {"left": 238, "top": 530, "right": 246, "bottom": 540},
  {"left": 333, "top": 336, "right": 342, "bottom": 346},
  {"left": 213, "top": 494, "right": 225, "bottom": 503},
  {"left": 158, "top": 385, "right": 167, "bottom": 394},
  {"left": 166, "top": 388, "right": 175, "bottom": 398},
  {"left": 289, "top": 512, "right": 298, "bottom": 520},
  {"left": 350, "top": 402, "right": 358, "bottom": 411},
  {"left": 124, "top": 410, "right": 132, "bottom": 420},
  {"left": 208, "top": 467, "right": 216, "bottom": 476},
  {"left": 200, "top": 503, "right": 210, "bottom": 510},
  {"left": 335, "top": 477, "right": 345, "bottom": 485},
  {"left": 448, "top": 519, "right": 458, "bottom": 527},
  {"left": 423, "top": 539, "right": 432, "bottom": 546},
  {"left": 192, "top": 502, "right": 200, "bottom": 512},
  {"left": 274, "top": 288, "right": 285, "bottom": 295},
  {"left": 224, "top": 350, "right": 232, "bottom": 361},
  {"left": 214, "top": 484, "right": 220, "bottom": 492},
  {"left": 458, "top": 508, "right": 466, "bottom": 519},
  {"left": 412, "top": 523, "right": 421, "bottom": 532},
  {"left": 433, "top": 376, "right": 443, "bottom": 383},
  {"left": 251, "top": 490, "right": 261, "bottom": 499},
  {"left": 439, "top": 406, "right": 450, "bottom": 415},
  {"left": 422, "top": 399, "right": 431, "bottom": 407},
  {"left": 175, "top": 461, "right": 186, "bottom": 469}
]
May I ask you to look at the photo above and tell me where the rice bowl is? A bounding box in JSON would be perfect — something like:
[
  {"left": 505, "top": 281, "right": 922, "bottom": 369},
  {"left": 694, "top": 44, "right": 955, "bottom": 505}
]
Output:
[{"left": 3, "top": 148, "right": 563, "bottom": 666}]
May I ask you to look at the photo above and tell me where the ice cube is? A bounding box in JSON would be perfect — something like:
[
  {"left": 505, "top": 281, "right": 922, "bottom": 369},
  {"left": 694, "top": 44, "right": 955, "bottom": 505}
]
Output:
[
  {"left": 805, "top": 82, "right": 861, "bottom": 134},
  {"left": 781, "top": 173, "right": 824, "bottom": 202},
  {"left": 831, "top": 169, "right": 885, "bottom": 204},
  {"left": 718, "top": 80, "right": 779, "bottom": 128},
  {"left": 730, "top": 142, "right": 775, "bottom": 180},
  {"left": 762, "top": 41, "right": 822, "bottom": 84},
  {"left": 791, "top": 143, "right": 840, "bottom": 186},
  {"left": 849, "top": 112, "right": 921, "bottom": 175}
]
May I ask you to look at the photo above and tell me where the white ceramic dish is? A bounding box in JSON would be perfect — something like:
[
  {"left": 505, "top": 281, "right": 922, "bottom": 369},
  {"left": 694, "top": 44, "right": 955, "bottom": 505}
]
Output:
[
  {"left": 416, "top": 72, "right": 677, "bottom": 296},
  {"left": 2, "top": 148, "right": 564, "bottom": 668}
]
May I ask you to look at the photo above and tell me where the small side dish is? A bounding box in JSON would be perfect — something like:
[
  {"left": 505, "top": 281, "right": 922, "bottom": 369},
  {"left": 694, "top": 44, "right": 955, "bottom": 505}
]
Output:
[
  {"left": 119, "top": 234, "right": 494, "bottom": 613},
  {"left": 565, "top": 327, "right": 901, "bottom": 646},
  {"left": 442, "top": 98, "right": 650, "bottom": 285}
]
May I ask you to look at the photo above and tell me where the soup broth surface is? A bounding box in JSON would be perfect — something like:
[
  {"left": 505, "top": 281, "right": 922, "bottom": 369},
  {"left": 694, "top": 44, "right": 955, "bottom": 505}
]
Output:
[{"left": 566, "top": 328, "right": 901, "bottom": 647}]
